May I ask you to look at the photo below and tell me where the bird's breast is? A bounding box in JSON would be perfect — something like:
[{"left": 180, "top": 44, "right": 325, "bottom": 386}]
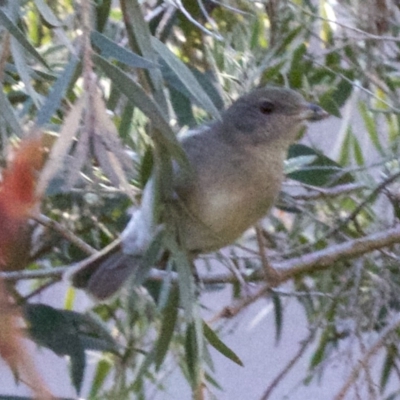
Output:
[{"left": 178, "top": 148, "right": 286, "bottom": 252}]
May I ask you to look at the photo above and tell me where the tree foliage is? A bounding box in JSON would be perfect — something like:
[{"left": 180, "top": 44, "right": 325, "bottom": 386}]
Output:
[{"left": 1, "top": 0, "right": 400, "bottom": 399}]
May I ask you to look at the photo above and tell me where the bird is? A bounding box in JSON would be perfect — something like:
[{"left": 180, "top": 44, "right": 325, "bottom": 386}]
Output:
[{"left": 69, "top": 87, "right": 329, "bottom": 300}]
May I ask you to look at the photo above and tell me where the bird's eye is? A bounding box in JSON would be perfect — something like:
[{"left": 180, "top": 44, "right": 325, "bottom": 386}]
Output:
[{"left": 259, "top": 100, "right": 275, "bottom": 114}]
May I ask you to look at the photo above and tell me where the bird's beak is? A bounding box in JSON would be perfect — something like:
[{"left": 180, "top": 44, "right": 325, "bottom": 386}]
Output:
[{"left": 301, "top": 103, "right": 330, "bottom": 121}]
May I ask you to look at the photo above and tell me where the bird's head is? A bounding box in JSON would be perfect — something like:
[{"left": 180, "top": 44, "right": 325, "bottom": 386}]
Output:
[{"left": 221, "top": 87, "right": 329, "bottom": 146}]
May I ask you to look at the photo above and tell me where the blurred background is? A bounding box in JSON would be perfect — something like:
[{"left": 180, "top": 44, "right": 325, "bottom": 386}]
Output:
[{"left": 1, "top": 1, "right": 400, "bottom": 399}]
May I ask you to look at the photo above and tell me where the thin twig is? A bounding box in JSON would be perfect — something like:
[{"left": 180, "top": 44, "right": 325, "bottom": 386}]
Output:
[
  {"left": 34, "top": 214, "right": 96, "bottom": 255},
  {"left": 334, "top": 314, "right": 400, "bottom": 400},
  {"left": 293, "top": 2, "right": 400, "bottom": 42},
  {"left": 259, "top": 331, "right": 316, "bottom": 399},
  {"left": 255, "top": 224, "right": 280, "bottom": 285},
  {"left": 290, "top": 183, "right": 365, "bottom": 201}
]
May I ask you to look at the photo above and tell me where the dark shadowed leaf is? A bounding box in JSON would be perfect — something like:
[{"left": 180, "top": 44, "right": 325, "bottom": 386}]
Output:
[
  {"left": 152, "top": 37, "right": 220, "bottom": 119},
  {"left": 91, "top": 31, "right": 155, "bottom": 69},
  {"left": 36, "top": 56, "right": 80, "bottom": 126},
  {"left": 272, "top": 293, "right": 283, "bottom": 343},
  {"left": 94, "top": 54, "right": 190, "bottom": 170},
  {"left": 203, "top": 322, "right": 243, "bottom": 367},
  {"left": 287, "top": 144, "right": 354, "bottom": 187},
  {"left": 185, "top": 322, "right": 199, "bottom": 385},
  {"left": 0, "top": 9, "right": 49, "bottom": 68},
  {"left": 0, "top": 83, "right": 23, "bottom": 136},
  {"left": 34, "top": 0, "right": 63, "bottom": 27},
  {"left": 24, "top": 304, "right": 119, "bottom": 393}
]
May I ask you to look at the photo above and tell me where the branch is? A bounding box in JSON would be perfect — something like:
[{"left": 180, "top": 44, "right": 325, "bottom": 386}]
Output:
[
  {"left": 276, "top": 224, "right": 400, "bottom": 281},
  {"left": 2, "top": 225, "right": 400, "bottom": 288},
  {"left": 289, "top": 183, "right": 365, "bottom": 201},
  {"left": 34, "top": 214, "right": 96, "bottom": 255}
]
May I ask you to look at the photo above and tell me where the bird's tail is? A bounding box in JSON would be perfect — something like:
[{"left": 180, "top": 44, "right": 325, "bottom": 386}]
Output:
[{"left": 68, "top": 239, "right": 139, "bottom": 300}]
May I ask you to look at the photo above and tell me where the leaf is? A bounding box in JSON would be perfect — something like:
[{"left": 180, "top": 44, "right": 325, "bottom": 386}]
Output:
[
  {"left": 166, "top": 236, "right": 196, "bottom": 320},
  {"left": 358, "top": 101, "right": 385, "bottom": 155},
  {"left": 284, "top": 155, "right": 317, "bottom": 175},
  {"left": 319, "top": 77, "right": 353, "bottom": 118},
  {"left": 0, "top": 8, "right": 48, "bottom": 68},
  {"left": 36, "top": 56, "right": 80, "bottom": 126},
  {"left": 272, "top": 293, "right": 283, "bottom": 343},
  {"left": 289, "top": 43, "right": 307, "bottom": 88},
  {"left": 91, "top": 31, "right": 155, "bottom": 69},
  {"left": 134, "top": 229, "right": 165, "bottom": 286},
  {"left": 92, "top": 91, "right": 134, "bottom": 195},
  {"left": 34, "top": 0, "right": 63, "bottom": 27},
  {"left": 0, "top": 83, "right": 23, "bottom": 136},
  {"left": 152, "top": 37, "right": 220, "bottom": 119},
  {"left": 287, "top": 144, "right": 354, "bottom": 187},
  {"left": 190, "top": 68, "right": 224, "bottom": 111},
  {"left": 37, "top": 96, "right": 84, "bottom": 196},
  {"left": 185, "top": 322, "right": 199, "bottom": 386},
  {"left": 24, "top": 304, "right": 119, "bottom": 393},
  {"left": 154, "top": 288, "right": 179, "bottom": 369},
  {"left": 95, "top": 0, "right": 112, "bottom": 32},
  {"left": 169, "top": 85, "right": 196, "bottom": 127},
  {"left": 121, "top": 0, "right": 168, "bottom": 113},
  {"left": 89, "top": 359, "right": 112, "bottom": 398},
  {"left": 95, "top": 54, "right": 190, "bottom": 171},
  {"left": 203, "top": 322, "right": 243, "bottom": 367},
  {"left": 10, "top": 37, "right": 41, "bottom": 107},
  {"left": 94, "top": 54, "right": 169, "bottom": 137},
  {"left": 351, "top": 133, "right": 364, "bottom": 166},
  {"left": 380, "top": 344, "right": 397, "bottom": 392}
]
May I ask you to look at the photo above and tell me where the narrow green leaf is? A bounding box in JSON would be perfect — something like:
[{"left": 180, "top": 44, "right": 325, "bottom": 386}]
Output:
[
  {"left": 94, "top": 54, "right": 189, "bottom": 170},
  {"left": 185, "top": 322, "right": 199, "bottom": 386},
  {"left": 24, "top": 304, "right": 119, "bottom": 355},
  {"left": 274, "top": 26, "right": 304, "bottom": 56},
  {"left": 380, "top": 344, "right": 397, "bottom": 392},
  {"left": 338, "top": 127, "right": 352, "bottom": 166},
  {"left": 0, "top": 83, "right": 23, "bottom": 136},
  {"left": 358, "top": 101, "right": 385, "bottom": 155},
  {"left": 10, "top": 37, "right": 41, "bottom": 107},
  {"left": 133, "top": 229, "right": 165, "bottom": 286},
  {"left": 203, "top": 322, "right": 243, "bottom": 367},
  {"left": 122, "top": 0, "right": 168, "bottom": 113},
  {"left": 89, "top": 359, "right": 112, "bottom": 398},
  {"left": 34, "top": 0, "right": 63, "bottom": 27},
  {"left": 0, "top": 9, "right": 48, "bottom": 68},
  {"left": 69, "top": 342, "right": 86, "bottom": 394},
  {"left": 171, "top": 245, "right": 196, "bottom": 320},
  {"left": 287, "top": 144, "right": 353, "bottom": 187},
  {"left": 154, "top": 288, "right": 180, "bottom": 369},
  {"left": 119, "top": 101, "right": 134, "bottom": 140},
  {"left": 91, "top": 31, "right": 155, "bottom": 69},
  {"left": 319, "top": 89, "right": 341, "bottom": 118},
  {"left": 289, "top": 43, "right": 306, "bottom": 88},
  {"left": 36, "top": 56, "right": 79, "bottom": 126},
  {"left": 152, "top": 37, "right": 220, "bottom": 119},
  {"left": 331, "top": 78, "right": 353, "bottom": 108},
  {"left": 191, "top": 68, "right": 224, "bottom": 111},
  {"left": 272, "top": 293, "right": 283, "bottom": 343},
  {"left": 169, "top": 85, "right": 196, "bottom": 127},
  {"left": 351, "top": 133, "right": 364, "bottom": 166},
  {"left": 284, "top": 155, "right": 317, "bottom": 175},
  {"left": 95, "top": 0, "right": 111, "bottom": 32}
]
